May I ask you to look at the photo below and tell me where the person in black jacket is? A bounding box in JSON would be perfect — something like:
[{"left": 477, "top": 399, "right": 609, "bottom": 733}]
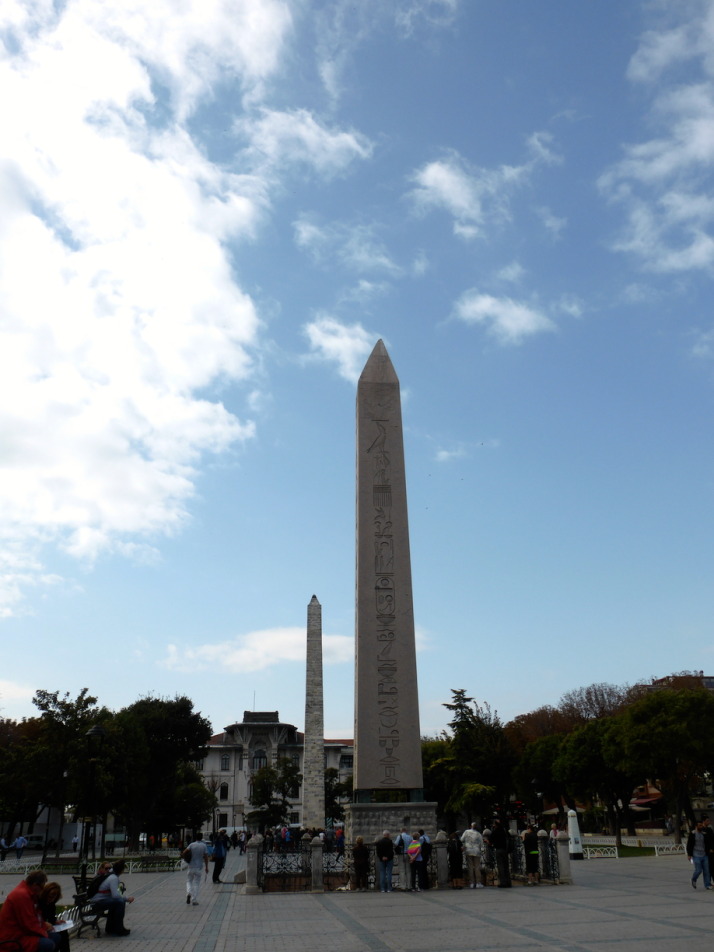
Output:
[
  {"left": 486, "top": 819, "right": 512, "bottom": 888},
  {"left": 375, "top": 830, "right": 394, "bottom": 893},
  {"left": 352, "top": 837, "right": 370, "bottom": 891},
  {"left": 39, "top": 883, "right": 70, "bottom": 952}
]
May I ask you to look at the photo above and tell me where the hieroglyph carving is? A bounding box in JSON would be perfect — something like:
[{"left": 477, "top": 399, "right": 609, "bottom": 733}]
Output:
[{"left": 367, "top": 415, "right": 400, "bottom": 786}]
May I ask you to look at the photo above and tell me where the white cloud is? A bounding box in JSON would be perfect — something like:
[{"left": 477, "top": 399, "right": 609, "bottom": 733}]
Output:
[
  {"left": 600, "top": 4, "right": 714, "bottom": 272},
  {"left": 235, "top": 109, "right": 373, "bottom": 178},
  {"left": 313, "top": 0, "right": 461, "bottom": 103},
  {"left": 435, "top": 445, "right": 468, "bottom": 463},
  {"left": 496, "top": 261, "right": 526, "bottom": 284},
  {"left": 409, "top": 134, "right": 557, "bottom": 239},
  {"left": 453, "top": 291, "right": 555, "bottom": 344},
  {"left": 0, "top": 680, "right": 38, "bottom": 719},
  {"left": 0, "top": 1, "right": 306, "bottom": 612},
  {"left": 692, "top": 327, "right": 714, "bottom": 356},
  {"left": 395, "top": 0, "right": 460, "bottom": 36},
  {"left": 293, "top": 217, "right": 400, "bottom": 274},
  {"left": 534, "top": 206, "right": 567, "bottom": 239},
  {"left": 303, "top": 316, "right": 377, "bottom": 382},
  {"left": 162, "top": 626, "right": 353, "bottom": 673}
]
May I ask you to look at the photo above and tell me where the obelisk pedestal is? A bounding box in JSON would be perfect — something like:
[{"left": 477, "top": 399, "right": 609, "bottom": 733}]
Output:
[
  {"left": 302, "top": 595, "right": 325, "bottom": 831},
  {"left": 346, "top": 341, "right": 436, "bottom": 844}
]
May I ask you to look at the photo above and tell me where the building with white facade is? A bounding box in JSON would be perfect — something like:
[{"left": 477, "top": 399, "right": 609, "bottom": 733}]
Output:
[{"left": 199, "top": 711, "right": 353, "bottom": 830}]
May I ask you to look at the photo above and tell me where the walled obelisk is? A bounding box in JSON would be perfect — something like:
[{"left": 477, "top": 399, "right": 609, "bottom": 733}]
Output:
[
  {"left": 302, "top": 595, "right": 325, "bottom": 830},
  {"left": 348, "top": 341, "right": 435, "bottom": 841}
]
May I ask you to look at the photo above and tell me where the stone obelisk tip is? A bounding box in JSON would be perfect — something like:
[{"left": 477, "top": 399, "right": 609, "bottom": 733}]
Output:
[
  {"left": 359, "top": 339, "right": 398, "bottom": 385},
  {"left": 310, "top": 594, "right": 320, "bottom": 604}
]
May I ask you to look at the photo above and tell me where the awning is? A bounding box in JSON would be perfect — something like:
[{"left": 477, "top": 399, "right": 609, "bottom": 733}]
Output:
[{"left": 630, "top": 796, "right": 663, "bottom": 807}]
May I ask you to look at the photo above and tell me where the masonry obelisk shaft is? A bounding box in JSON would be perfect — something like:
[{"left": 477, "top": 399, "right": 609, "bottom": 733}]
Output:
[
  {"left": 302, "top": 595, "right": 325, "bottom": 829},
  {"left": 354, "top": 340, "right": 423, "bottom": 796}
]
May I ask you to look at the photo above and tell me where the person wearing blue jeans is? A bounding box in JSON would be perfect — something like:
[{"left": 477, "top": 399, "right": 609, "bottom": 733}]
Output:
[
  {"left": 375, "top": 831, "right": 394, "bottom": 892},
  {"left": 687, "top": 821, "right": 711, "bottom": 889}
]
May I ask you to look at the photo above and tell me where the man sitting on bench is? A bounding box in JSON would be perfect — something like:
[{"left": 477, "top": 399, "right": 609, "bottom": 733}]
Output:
[{"left": 91, "top": 861, "right": 135, "bottom": 936}]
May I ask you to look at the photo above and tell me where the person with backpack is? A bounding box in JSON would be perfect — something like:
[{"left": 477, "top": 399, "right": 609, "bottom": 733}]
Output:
[
  {"left": 86, "top": 863, "right": 112, "bottom": 901},
  {"left": 406, "top": 833, "right": 423, "bottom": 892},
  {"left": 181, "top": 833, "right": 209, "bottom": 906},
  {"left": 393, "top": 828, "right": 410, "bottom": 891}
]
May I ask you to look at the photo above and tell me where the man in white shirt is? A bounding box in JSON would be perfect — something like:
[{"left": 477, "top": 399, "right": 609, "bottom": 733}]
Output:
[
  {"left": 182, "top": 833, "right": 209, "bottom": 906},
  {"left": 460, "top": 823, "right": 484, "bottom": 889}
]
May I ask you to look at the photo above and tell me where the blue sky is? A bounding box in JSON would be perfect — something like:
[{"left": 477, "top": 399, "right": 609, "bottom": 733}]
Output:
[{"left": 1, "top": 0, "right": 713, "bottom": 740}]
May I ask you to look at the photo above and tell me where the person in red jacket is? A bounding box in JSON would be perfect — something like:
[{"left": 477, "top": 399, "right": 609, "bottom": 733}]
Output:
[{"left": 0, "top": 870, "right": 61, "bottom": 952}]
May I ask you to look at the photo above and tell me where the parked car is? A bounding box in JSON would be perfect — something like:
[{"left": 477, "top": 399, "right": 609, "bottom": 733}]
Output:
[{"left": 23, "top": 834, "right": 46, "bottom": 850}]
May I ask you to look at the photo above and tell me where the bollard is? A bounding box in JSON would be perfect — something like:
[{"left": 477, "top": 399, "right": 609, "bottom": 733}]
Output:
[
  {"left": 556, "top": 831, "right": 573, "bottom": 884},
  {"left": 245, "top": 833, "right": 263, "bottom": 895},
  {"left": 567, "top": 809, "right": 584, "bottom": 861},
  {"left": 311, "top": 836, "right": 324, "bottom": 892},
  {"left": 434, "top": 830, "right": 449, "bottom": 888}
]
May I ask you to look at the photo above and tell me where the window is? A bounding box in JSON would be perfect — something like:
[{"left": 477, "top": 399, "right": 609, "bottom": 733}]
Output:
[
  {"left": 289, "top": 812, "right": 300, "bottom": 825},
  {"left": 252, "top": 749, "right": 267, "bottom": 769},
  {"left": 219, "top": 783, "right": 229, "bottom": 801},
  {"left": 238, "top": 753, "right": 243, "bottom": 771},
  {"left": 339, "top": 755, "right": 353, "bottom": 770},
  {"left": 194, "top": 759, "right": 204, "bottom": 771},
  {"left": 220, "top": 754, "right": 230, "bottom": 771},
  {"left": 218, "top": 813, "right": 228, "bottom": 828}
]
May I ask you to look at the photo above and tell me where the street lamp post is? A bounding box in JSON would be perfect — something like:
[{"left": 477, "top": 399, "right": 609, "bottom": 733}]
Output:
[{"left": 79, "top": 724, "right": 107, "bottom": 890}]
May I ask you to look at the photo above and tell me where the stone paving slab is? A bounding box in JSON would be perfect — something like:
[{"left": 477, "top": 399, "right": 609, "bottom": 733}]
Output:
[{"left": 3, "top": 849, "right": 714, "bottom": 952}]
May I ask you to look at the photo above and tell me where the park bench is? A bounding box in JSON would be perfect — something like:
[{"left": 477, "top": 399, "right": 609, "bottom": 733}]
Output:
[{"left": 70, "top": 891, "right": 110, "bottom": 938}]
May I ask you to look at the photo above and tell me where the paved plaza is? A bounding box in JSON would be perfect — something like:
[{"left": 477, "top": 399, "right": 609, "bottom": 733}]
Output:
[{"left": 3, "top": 848, "right": 714, "bottom": 952}]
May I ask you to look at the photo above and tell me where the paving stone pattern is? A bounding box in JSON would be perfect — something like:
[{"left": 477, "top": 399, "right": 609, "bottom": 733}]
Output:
[{"left": 4, "top": 848, "right": 714, "bottom": 952}]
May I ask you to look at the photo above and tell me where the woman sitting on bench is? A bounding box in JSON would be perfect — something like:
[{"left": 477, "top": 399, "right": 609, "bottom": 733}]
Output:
[{"left": 91, "top": 861, "right": 135, "bottom": 937}]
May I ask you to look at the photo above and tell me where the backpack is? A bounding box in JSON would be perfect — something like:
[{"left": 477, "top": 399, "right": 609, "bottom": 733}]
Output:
[
  {"left": 394, "top": 835, "right": 404, "bottom": 855},
  {"left": 420, "top": 839, "right": 432, "bottom": 862},
  {"left": 87, "top": 872, "right": 109, "bottom": 898}
]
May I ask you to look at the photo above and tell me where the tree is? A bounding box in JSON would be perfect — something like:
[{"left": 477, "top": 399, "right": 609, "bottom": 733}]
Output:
[
  {"left": 32, "top": 689, "right": 107, "bottom": 857},
  {"left": 609, "top": 687, "right": 714, "bottom": 842},
  {"left": 111, "top": 695, "right": 212, "bottom": 845},
  {"left": 553, "top": 717, "right": 639, "bottom": 843},
  {"left": 247, "top": 758, "right": 303, "bottom": 830},
  {"left": 433, "top": 690, "right": 515, "bottom": 822},
  {"left": 324, "top": 768, "right": 351, "bottom": 826},
  {"left": 558, "top": 681, "right": 644, "bottom": 723},
  {"left": 512, "top": 733, "right": 571, "bottom": 821}
]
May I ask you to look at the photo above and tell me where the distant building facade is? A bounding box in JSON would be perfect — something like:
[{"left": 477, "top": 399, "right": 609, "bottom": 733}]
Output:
[{"left": 198, "top": 711, "right": 353, "bottom": 830}]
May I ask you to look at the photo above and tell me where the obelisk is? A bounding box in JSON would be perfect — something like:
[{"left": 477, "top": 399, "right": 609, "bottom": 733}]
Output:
[
  {"left": 353, "top": 341, "right": 425, "bottom": 802},
  {"left": 302, "top": 595, "right": 325, "bottom": 830}
]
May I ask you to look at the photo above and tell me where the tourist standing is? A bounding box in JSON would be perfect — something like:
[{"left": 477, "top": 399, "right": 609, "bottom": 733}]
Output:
[
  {"left": 406, "top": 833, "right": 423, "bottom": 891},
  {"left": 212, "top": 830, "right": 229, "bottom": 884},
  {"left": 522, "top": 825, "right": 539, "bottom": 885},
  {"left": 447, "top": 832, "right": 463, "bottom": 888},
  {"left": 14, "top": 835, "right": 28, "bottom": 860},
  {"left": 461, "top": 822, "right": 484, "bottom": 889},
  {"left": 394, "top": 827, "right": 411, "bottom": 890},
  {"left": 182, "top": 833, "right": 209, "bottom": 906},
  {"left": 375, "top": 830, "right": 394, "bottom": 893},
  {"left": 687, "top": 821, "right": 711, "bottom": 890},
  {"left": 486, "top": 819, "right": 512, "bottom": 888},
  {"left": 352, "top": 837, "right": 369, "bottom": 891}
]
